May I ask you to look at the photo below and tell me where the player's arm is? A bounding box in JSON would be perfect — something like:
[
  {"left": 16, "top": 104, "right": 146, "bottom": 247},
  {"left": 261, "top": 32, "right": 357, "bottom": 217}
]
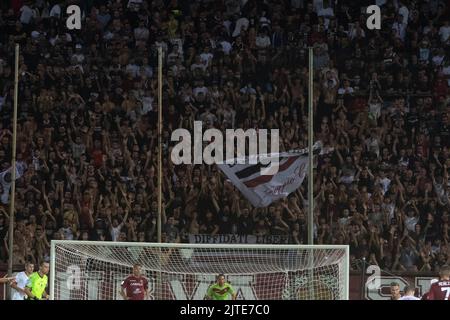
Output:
[
  {"left": 40, "top": 276, "right": 50, "bottom": 300},
  {"left": 229, "top": 284, "right": 237, "bottom": 300},
  {"left": 144, "top": 278, "right": 149, "bottom": 300},
  {"left": 24, "top": 278, "right": 36, "bottom": 299},
  {"left": 24, "top": 286, "right": 34, "bottom": 299},
  {"left": 204, "top": 285, "right": 213, "bottom": 300},
  {"left": 120, "top": 279, "right": 129, "bottom": 300},
  {"left": 0, "top": 276, "right": 15, "bottom": 283},
  {"left": 120, "top": 286, "right": 128, "bottom": 300},
  {"left": 43, "top": 281, "right": 50, "bottom": 300},
  {"left": 10, "top": 280, "right": 22, "bottom": 291}
]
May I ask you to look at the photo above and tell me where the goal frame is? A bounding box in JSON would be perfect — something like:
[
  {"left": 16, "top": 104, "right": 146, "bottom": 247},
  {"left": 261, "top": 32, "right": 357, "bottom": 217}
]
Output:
[{"left": 50, "top": 240, "right": 349, "bottom": 300}]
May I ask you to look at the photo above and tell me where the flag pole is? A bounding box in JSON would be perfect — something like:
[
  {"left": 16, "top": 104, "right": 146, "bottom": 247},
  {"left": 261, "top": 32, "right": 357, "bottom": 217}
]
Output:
[
  {"left": 7, "top": 43, "right": 19, "bottom": 299},
  {"left": 308, "top": 47, "right": 315, "bottom": 300}
]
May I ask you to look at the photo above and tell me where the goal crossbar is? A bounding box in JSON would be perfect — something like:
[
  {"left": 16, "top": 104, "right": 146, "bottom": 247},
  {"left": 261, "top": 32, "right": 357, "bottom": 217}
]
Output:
[{"left": 51, "top": 240, "right": 349, "bottom": 250}]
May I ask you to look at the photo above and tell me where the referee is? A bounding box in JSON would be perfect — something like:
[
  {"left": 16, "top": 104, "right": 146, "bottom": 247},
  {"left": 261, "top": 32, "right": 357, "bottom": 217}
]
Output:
[{"left": 25, "top": 261, "right": 50, "bottom": 300}]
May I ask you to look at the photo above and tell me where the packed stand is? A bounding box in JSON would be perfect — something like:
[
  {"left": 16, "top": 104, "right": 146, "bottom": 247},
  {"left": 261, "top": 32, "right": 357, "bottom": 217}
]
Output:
[{"left": 0, "top": 0, "right": 449, "bottom": 273}]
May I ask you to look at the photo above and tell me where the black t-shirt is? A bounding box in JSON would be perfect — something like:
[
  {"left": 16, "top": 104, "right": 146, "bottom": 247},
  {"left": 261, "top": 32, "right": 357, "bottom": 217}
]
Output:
[
  {"left": 439, "top": 124, "right": 450, "bottom": 146},
  {"left": 217, "top": 211, "right": 236, "bottom": 234},
  {"left": 358, "top": 175, "right": 374, "bottom": 193},
  {"left": 406, "top": 111, "right": 419, "bottom": 128},
  {"left": 89, "top": 227, "right": 106, "bottom": 241},
  {"left": 0, "top": 222, "right": 6, "bottom": 241},
  {"left": 200, "top": 220, "right": 218, "bottom": 235},
  {"left": 237, "top": 214, "right": 254, "bottom": 235},
  {"left": 267, "top": 100, "right": 280, "bottom": 116},
  {"left": 23, "top": 49, "right": 40, "bottom": 72}
]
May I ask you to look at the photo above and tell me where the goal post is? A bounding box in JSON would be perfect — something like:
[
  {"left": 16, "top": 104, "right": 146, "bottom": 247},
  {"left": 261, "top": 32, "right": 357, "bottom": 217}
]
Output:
[{"left": 50, "top": 240, "right": 349, "bottom": 300}]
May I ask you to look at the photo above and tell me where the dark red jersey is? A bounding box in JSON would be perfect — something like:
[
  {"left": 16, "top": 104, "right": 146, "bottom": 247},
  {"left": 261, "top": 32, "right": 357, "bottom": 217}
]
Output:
[
  {"left": 121, "top": 275, "right": 148, "bottom": 300},
  {"left": 427, "top": 280, "right": 450, "bottom": 300}
]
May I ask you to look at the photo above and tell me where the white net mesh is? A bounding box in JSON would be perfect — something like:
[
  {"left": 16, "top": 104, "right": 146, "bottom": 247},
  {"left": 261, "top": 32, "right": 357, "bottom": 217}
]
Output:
[{"left": 51, "top": 241, "right": 348, "bottom": 300}]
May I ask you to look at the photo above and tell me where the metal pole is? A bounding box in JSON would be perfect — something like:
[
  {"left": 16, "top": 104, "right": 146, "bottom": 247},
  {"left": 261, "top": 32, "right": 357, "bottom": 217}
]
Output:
[
  {"left": 7, "top": 43, "right": 19, "bottom": 300},
  {"left": 157, "top": 46, "right": 162, "bottom": 243},
  {"left": 308, "top": 47, "right": 314, "bottom": 245},
  {"left": 50, "top": 241, "right": 56, "bottom": 300},
  {"left": 360, "top": 258, "right": 366, "bottom": 300},
  {"left": 308, "top": 47, "right": 315, "bottom": 300},
  {"left": 157, "top": 46, "right": 163, "bottom": 299}
]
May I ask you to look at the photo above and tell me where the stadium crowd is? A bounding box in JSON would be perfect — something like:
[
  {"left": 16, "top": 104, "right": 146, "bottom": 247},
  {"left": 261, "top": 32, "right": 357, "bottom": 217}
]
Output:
[{"left": 0, "top": 0, "right": 449, "bottom": 274}]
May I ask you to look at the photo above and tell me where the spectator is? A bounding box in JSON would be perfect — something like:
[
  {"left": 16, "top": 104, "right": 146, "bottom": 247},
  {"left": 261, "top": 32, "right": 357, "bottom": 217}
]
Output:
[
  {"left": 390, "top": 282, "right": 402, "bottom": 300},
  {"left": 399, "top": 285, "right": 420, "bottom": 300},
  {"left": 0, "top": 0, "right": 447, "bottom": 276}
]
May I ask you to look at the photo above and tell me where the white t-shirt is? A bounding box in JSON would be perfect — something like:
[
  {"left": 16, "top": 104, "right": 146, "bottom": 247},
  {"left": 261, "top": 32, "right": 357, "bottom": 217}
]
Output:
[
  {"left": 62, "top": 227, "right": 74, "bottom": 240},
  {"left": 0, "top": 165, "right": 24, "bottom": 204},
  {"left": 0, "top": 95, "right": 5, "bottom": 112},
  {"left": 365, "top": 138, "right": 380, "bottom": 158},
  {"left": 338, "top": 87, "right": 354, "bottom": 95},
  {"left": 399, "top": 295, "right": 420, "bottom": 300},
  {"left": 20, "top": 5, "right": 34, "bottom": 24},
  {"left": 443, "top": 65, "right": 450, "bottom": 86},
  {"left": 140, "top": 96, "right": 153, "bottom": 114},
  {"left": 439, "top": 26, "right": 450, "bottom": 42},
  {"left": 255, "top": 35, "right": 271, "bottom": 48},
  {"left": 49, "top": 4, "right": 62, "bottom": 18},
  {"left": 339, "top": 217, "right": 351, "bottom": 227},
  {"left": 134, "top": 27, "right": 149, "bottom": 41},
  {"left": 392, "top": 22, "right": 406, "bottom": 41},
  {"left": 349, "top": 27, "right": 365, "bottom": 40},
  {"left": 193, "top": 86, "right": 208, "bottom": 97},
  {"left": 398, "top": 6, "right": 409, "bottom": 25},
  {"left": 433, "top": 181, "right": 448, "bottom": 205},
  {"left": 232, "top": 17, "right": 249, "bottom": 37},
  {"left": 369, "top": 101, "right": 382, "bottom": 119},
  {"left": 432, "top": 54, "right": 445, "bottom": 66},
  {"left": 12, "top": 271, "right": 29, "bottom": 300},
  {"left": 111, "top": 225, "right": 122, "bottom": 241},
  {"left": 200, "top": 52, "right": 214, "bottom": 67},
  {"left": 317, "top": 7, "right": 334, "bottom": 29},
  {"left": 379, "top": 177, "right": 391, "bottom": 195},
  {"left": 382, "top": 203, "right": 395, "bottom": 221},
  {"left": 127, "top": 0, "right": 143, "bottom": 8},
  {"left": 405, "top": 216, "right": 419, "bottom": 232},
  {"left": 72, "top": 53, "right": 85, "bottom": 64},
  {"left": 220, "top": 41, "right": 232, "bottom": 55},
  {"left": 313, "top": 0, "right": 323, "bottom": 12},
  {"left": 125, "top": 63, "right": 140, "bottom": 78},
  {"left": 190, "top": 62, "right": 207, "bottom": 72}
]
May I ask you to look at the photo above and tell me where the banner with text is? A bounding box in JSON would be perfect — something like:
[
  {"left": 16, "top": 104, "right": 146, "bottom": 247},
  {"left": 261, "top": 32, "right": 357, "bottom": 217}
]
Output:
[{"left": 188, "top": 234, "right": 290, "bottom": 244}]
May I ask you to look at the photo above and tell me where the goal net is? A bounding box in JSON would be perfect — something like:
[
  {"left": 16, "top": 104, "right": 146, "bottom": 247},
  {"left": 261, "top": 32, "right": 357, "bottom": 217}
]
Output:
[{"left": 50, "top": 241, "right": 349, "bottom": 300}]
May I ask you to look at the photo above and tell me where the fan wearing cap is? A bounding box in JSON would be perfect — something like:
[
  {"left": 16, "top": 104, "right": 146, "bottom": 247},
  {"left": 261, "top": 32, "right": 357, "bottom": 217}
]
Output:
[{"left": 421, "top": 279, "right": 439, "bottom": 300}]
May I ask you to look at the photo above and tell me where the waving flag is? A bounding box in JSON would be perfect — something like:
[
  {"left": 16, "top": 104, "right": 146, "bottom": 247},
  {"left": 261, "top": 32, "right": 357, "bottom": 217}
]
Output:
[
  {"left": 218, "top": 143, "right": 323, "bottom": 207},
  {"left": 0, "top": 161, "right": 27, "bottom": 204}
]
